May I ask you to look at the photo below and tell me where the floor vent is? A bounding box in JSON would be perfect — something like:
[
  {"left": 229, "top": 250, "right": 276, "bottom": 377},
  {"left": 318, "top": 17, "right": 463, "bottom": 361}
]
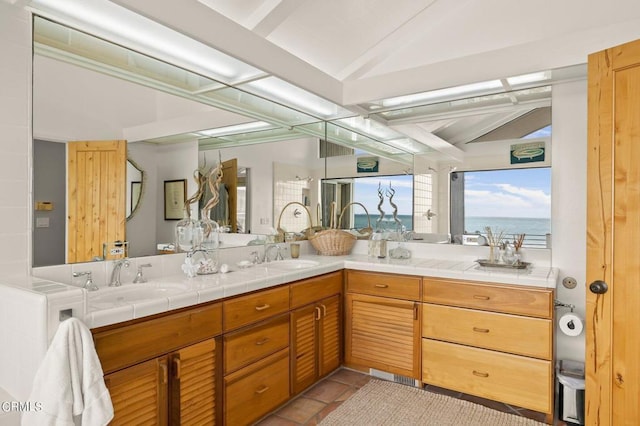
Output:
[{"left": 369, "top": 368, "right": 420, "bottom": 388}]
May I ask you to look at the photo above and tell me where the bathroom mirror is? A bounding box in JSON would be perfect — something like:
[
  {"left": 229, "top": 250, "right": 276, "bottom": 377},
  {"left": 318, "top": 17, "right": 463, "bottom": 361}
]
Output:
[{"left": 31, "top": 15, "right": 554, "bottom": 267}]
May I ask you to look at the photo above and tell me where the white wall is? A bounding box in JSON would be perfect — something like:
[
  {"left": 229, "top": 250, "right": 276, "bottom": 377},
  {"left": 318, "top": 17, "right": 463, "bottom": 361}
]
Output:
[
  {"left": 551, "top": 80, "right": 587, "bottom": 363},
  {"left": 0, "top": 0, "right": 33, "bottom": 412},
  {"left": 156, "top": 141, "right": 199, "bottom": 245},
  {"left": 0, "top": 2, "right": 31, "bottom": 278}
]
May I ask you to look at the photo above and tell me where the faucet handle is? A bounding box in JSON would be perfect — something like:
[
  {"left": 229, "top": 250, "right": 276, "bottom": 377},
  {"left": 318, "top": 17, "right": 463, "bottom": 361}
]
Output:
[
  {"left": 133, "top": 263, "right": 152, "bottom": 283},
  {"left": 250, "top": 251, "right": 262, "bottom": 264},
  {"left": 73, "top": 271, "right": 98, "bottom": 291}
]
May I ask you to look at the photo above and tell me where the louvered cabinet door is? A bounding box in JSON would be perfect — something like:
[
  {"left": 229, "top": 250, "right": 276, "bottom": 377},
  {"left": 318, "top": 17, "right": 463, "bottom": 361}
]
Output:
[
  {"left": 345, "top": 293, "right": 421, "bottom": 379},
  {"left": 318, "top": 295, "right": 341, "bottom": 377},
  {"left": 291, "top": 304, "right": 318, "bottom": 395},
  {"left": 170, "top": 338, "right": 219, "bottom": 425},
  {"left": 105, "top": 357, "right": 168, "bottom": 425}
]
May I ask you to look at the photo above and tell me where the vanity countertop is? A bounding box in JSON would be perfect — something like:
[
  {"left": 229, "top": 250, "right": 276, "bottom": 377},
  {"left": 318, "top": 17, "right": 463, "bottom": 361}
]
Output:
[{"left": 78, "top": 254, "right": 557, "bottom": 329}]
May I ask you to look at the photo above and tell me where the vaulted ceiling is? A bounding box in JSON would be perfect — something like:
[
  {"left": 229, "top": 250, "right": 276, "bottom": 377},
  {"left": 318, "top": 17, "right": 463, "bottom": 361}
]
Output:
[{"left": 114, "top": 0, "right": 640, "bottom": 103}]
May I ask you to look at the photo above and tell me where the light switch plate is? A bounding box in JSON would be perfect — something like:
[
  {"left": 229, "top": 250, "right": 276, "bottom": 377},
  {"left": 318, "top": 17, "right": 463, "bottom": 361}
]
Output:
[{"left": 35, "top": 217, "right": 50, "bottom": 228}]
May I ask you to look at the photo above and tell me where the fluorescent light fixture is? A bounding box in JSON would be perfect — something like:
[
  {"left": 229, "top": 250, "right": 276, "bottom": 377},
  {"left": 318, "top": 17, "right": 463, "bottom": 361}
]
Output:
[
  {"left": 29, "top": 0, "right": 263, "bottom": 83},
  {"left": 244, "top": 77, "right": 350, "bottom": 119},
  {"left": 198, "top": 121, "right": 273, "bottom": 137},
  {"left": 506, "top": 71, "right": 551, "bottom": 87},
  {"left": 381, "top": 80, "right": 503, "bottom": 108},
  {"left": 333, "top": 116, "right": 402, "bottom": 141}
]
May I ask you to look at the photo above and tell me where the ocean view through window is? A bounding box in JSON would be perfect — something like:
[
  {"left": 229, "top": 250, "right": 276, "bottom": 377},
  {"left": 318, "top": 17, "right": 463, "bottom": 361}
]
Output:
[{"left": 462, "top": 167, "right": 551, "bottom": 247}]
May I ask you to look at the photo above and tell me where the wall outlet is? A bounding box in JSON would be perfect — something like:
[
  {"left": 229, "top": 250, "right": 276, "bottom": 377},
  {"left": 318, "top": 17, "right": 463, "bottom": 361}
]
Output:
[{"left": 260, "top": 218, "right": 270, "bottom": 225}]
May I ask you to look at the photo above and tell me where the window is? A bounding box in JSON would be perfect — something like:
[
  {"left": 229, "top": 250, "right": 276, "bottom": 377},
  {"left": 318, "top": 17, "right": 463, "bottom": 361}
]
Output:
[
  {"left": 451, "top": 167, "right": 551, "bottom": 247},
  {"left": 323, "top": 175, "right": 414, "bottom": 231}
]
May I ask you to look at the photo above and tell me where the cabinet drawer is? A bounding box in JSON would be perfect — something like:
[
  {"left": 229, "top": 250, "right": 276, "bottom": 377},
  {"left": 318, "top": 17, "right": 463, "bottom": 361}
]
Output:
[
  {"left": 290, "top": 271, "right": 342, "bottom": 309},
  {"left": 223, "top": 285, "right": 290, "bottom": 331},
  {"left": 423, "top": 278, "right": 553, "bottom": 318},
  {"left": 224, "top": 314, "right": 289, "bottom": 374},
  {"left": 94, "top": 303, "right": 222, "bottom": 374},
  {"left": 224, "top": 348, "right": 290, "bottom": 426},
  {"left": 347, "top": 270, "right": 421, "bottom": 300},
  {"left": 423, "top": 304, "right": 552, "bottom": 359},
  {"left": 422, "top": 339, "right": 552, "bottom": 414}
]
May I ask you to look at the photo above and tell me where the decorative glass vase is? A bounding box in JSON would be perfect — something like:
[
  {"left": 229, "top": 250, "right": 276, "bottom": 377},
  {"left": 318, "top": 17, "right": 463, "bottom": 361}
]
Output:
[
  {"left": 175, "top": 210, "right": 199, "bottom": 252},
  {"left": 488, "top": 244, "right": 497, "bottom": 263},
  {"left": 197, "top": 209, "right": 220, "bottom": 251}
]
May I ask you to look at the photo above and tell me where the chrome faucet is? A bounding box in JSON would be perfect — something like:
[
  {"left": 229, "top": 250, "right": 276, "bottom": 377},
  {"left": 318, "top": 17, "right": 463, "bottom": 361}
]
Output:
[
  {"left": 133, "top": 263, "right": 152, "bottom": 283},
  {"left": 73, "top": 271, "right": 99, "bottom": 291},
  {"left": 109, "top": 258, "right": 130, "bottom": 287},
  {"left": 264, "top": 244, "right": 284, "bottom": 262}
]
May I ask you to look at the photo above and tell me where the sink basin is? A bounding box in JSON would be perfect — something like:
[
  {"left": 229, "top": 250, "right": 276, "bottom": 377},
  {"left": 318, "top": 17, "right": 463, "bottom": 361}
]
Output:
[
  {"left": 266, "top": 259, "right": 320, "bottom": 270},
  {"left": 88, "top": 282, "right": 189, "bottom": 309}
]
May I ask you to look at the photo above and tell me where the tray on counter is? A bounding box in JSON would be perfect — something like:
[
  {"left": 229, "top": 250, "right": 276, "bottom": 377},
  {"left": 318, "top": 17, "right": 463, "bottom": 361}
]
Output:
[{"left": 475, "top": 259, "right": 530, "bottom": 269}]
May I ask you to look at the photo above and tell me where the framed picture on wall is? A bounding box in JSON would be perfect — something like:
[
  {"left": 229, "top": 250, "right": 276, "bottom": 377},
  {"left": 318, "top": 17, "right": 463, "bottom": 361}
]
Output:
[{"left": 164, "top": 179, "right": 186, "bottom": 220}]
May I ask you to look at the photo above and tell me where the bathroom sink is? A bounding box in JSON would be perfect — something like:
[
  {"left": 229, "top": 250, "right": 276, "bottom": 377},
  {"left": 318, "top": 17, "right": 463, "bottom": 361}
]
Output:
[
  {"left": 266, "top": 259, "right": 320, "bottom": 270},
  {"left": 88, "top": 282, "right": 189, "bottom": 310}
]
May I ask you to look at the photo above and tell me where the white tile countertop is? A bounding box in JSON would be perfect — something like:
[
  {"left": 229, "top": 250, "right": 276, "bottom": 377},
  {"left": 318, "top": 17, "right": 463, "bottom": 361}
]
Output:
[
  {"left": 75, "top": 253, "right": 557, "bottom": 329},
  {"left": 2, "top": 240, "right": 558, "bottom": 332}
]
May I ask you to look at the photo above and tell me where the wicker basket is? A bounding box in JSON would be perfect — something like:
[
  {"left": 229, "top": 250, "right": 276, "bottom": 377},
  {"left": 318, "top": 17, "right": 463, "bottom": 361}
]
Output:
[
  {"left": 338, "top": 202, "right": 373, "bottom": 240},
  {"left": 309, "top": 202, "right": 357, "bottom": 255},
  {"left": 309, "top": 228, "right": 356, "bottom": 255},
  {"left": 275, "top": 201, "right": 315, "bottom": 242}
]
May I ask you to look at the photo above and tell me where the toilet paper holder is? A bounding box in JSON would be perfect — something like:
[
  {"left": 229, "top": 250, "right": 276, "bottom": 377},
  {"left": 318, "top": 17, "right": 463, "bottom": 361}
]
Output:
[{"left": 554, "top": 299, "right": 576, "bottom": 312}]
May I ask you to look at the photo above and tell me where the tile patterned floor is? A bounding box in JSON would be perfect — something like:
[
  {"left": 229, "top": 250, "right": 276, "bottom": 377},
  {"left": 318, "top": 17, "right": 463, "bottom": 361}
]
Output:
[{"left": 255, "top": 368, "right": 563, "bottom": 426}]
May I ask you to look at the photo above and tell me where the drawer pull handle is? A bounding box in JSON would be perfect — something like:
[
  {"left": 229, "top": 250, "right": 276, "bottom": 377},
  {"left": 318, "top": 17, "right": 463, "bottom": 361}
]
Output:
[
  {"left": 315, "top": 306, "right": 321, "bottom": 321},
  {"left": 173, "top": 357, "right": 181, "bottom": 379},
  {"left": 472, "top": 370, "right": 489, "bottom": 378},
  {"left": 473, "top": 327, "right": 490, "bottom": 333},
  {"left": 255, "top": 338, "right": 269, "bottom": 346},
  {"left": 255, "top": 304, "right": 271, "bottom": 311},
  {"left": 255, "top": 385, "right": 270, "bottom": 395},
  {"left": 374, "top": 284, "right": 389, "bottom": 288},
  {"left": 473, "top": 295, "right": 490, "bottom": 301}
]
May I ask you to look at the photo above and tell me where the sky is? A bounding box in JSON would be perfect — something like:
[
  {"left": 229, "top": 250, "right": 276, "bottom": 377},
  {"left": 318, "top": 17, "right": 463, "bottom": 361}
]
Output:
[{"left": 464, "top": 168, "right": 551, "bottom": 218}]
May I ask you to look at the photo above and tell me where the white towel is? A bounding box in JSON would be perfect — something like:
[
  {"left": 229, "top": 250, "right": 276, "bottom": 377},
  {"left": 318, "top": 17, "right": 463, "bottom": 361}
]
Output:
[{"left": 21, "top": 318, "right": 114, "bottom": 426}]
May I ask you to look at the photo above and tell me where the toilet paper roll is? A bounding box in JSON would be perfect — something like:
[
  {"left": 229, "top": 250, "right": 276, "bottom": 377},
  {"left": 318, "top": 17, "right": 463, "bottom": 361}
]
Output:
[{"left": 559, "top": 313, "right": 584, "bottom": 337}]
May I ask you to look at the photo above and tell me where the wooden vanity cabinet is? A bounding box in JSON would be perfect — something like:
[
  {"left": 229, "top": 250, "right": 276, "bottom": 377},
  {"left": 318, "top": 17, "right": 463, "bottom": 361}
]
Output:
[
  {"left": 344, "top": 270, "right": 422, "bottom": 380},
  {"left": 290, "top": 271, "right": 342, "bottom": 395},
  {"left": 94, "top": 303, "right": 223, "bottom": 425},
  {"left": 222, "top": 285, "right": 291, "bottom": 425},
  {"left": 422, "top": 278, "right": 554, "bottom": 420}
]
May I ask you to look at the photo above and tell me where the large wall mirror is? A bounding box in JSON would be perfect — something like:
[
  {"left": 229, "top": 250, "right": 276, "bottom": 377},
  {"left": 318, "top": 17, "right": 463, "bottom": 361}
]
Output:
[{"left": 31, "top": 16, "right": 553, "bottom": 267}]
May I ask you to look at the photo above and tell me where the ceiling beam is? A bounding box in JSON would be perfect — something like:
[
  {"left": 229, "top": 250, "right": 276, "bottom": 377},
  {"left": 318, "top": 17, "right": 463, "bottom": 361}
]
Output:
[
  {"left": 336, "top": 0, "right": 469, "bottom": 81},
  {"left": 250, "top": 0, "right": 306, "bottom": 37},
  {"left": 390, "top": 123, "right": 464, "bottom": 162}
]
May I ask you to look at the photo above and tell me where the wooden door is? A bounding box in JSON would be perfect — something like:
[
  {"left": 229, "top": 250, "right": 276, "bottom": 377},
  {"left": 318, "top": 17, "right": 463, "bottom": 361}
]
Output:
[
  {"left": 170, "top": 338, "right": 219, "bottom": 425},
  {"left": 221, "top": 158, "right": 238, "bottom": 233},
  {"left": 587, "top": 38, "right": 640, "bottom": 425},
  {"left": 345, "top": 293, "right": 421, "bottom": 379},
  {"left": 67, "top": 140, "right": 126, "bottom": 263},
  {"left": 318, "top": 295, "right": 341, "bottom": 377},
  {"left": 291, "top": 304, "right": 318, "bottom": 395},
  {"left": 104, "top": 357, "right": 168, "bottom": 425}
]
